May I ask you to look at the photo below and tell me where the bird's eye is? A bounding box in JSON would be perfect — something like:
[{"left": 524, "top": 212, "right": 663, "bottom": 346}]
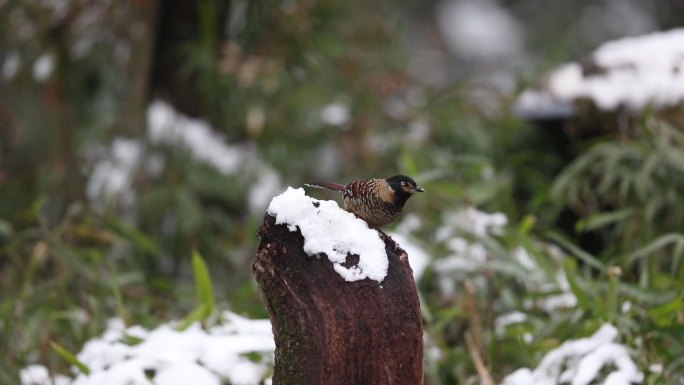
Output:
[{"left": 401, "top": 181, "right": 406, "bottom": 186}]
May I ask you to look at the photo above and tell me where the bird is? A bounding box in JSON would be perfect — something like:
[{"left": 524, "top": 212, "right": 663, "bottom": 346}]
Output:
[{"left": 305, "top": 175, "right": 425, "bottom": 228}]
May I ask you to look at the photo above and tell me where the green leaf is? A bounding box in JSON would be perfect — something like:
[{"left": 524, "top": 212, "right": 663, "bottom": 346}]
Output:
[
  {"left": 178, "top": 251, "right": 215, "bottom": 330},
  {"left": 625, "top": 233, "right": 684, "bottom": 267},
  {"left": 606, "top": 268, "right": 620, "bottom": 323},
  {"left": 563, "top": 259, "right": 594, "bottom": 314},
  {"left": 50, "top": 341, "right": 90, "bottom": 375},
  {"left": 546, "top": 232, "right": 606, "bottom": 272},
  {"left": 193, "top": 250, "right": 215, "bottom": 316},
  {"left": 105, "top": 217, "right": 161, "bottom": 255},
  {"left": 177, "top": 305, "right": 208, "bottom": 331},
  {"left": 518, "top": 215, "right": 536, "bottom": 236},
  {"left": 648, "top": 291, "right": 684, "bottom": 328},
  {"left": 575, "top": 208, "right": 635, "bottom": 233}
]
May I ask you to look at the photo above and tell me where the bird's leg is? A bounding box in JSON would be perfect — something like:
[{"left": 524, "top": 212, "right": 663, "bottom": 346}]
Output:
[
  {"left": 376, "top": 229, "right": 406, "bottom": 255},
  {"left": 375, "top": 229, "right": 399, "bottom": 251},
  {"left": 376, "top": 228, "right": 389, "bottom": 240}
]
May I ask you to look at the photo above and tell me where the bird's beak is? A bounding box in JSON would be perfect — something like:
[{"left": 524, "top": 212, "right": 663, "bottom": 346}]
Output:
[{"left": 414, "top": 186, "right": 425, "bottom": 193}]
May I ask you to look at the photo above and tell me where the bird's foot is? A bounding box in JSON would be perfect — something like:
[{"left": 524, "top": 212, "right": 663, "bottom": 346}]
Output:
[{"left": 376, "top": 229, "right": 402, "bottom": 253}]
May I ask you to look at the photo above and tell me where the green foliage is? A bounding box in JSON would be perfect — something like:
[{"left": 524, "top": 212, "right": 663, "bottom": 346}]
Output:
[
  {"left": 49, "top": 341, "right": 90, "bottom": 375},
  {"left": 1, "top": 0, "right": 683, "bottom": 384},
  {"left": 177, "top": 251, "right": 216, "bottom": 330},
  {"left": 552, "top": 120, "right": 684, "bottom": 277}
]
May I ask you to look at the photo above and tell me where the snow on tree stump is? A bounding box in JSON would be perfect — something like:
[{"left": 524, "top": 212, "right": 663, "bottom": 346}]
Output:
[{"left": 253, "top": 188, "right": 423, "bottom": 385}]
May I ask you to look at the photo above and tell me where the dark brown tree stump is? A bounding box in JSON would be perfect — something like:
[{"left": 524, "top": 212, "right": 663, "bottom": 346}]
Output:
[{"left": 253, "top": 214, "right": 424, "bottom": 385}]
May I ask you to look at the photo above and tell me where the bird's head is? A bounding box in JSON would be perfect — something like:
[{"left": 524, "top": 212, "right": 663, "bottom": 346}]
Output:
[{"left": 385, "top": 175, "right": 425, "bottom": 206}]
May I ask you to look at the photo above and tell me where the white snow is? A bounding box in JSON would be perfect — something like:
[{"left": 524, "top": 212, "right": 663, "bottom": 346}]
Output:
[
  {"left": 648, "top": 363, "right": 663, "bottom": 374},
  {"left": 432, "top": 207, "right": 507, "bottom": 293},
  {"left": 154, "top": 363, "right": 220, "bottom": 385},
  {"left": 320, "top": 102, "right": 350, "bottom": 126},
  {"left": 434, "top": 236, "right": 487, "bottom": 274},
  {"left": 432, "top": 207, "right": 506, "bottom": 277},
  {"left": 394, "top": 213, "right": 422, "bottom": 234},
  {"left": 517, "top": 28, "right": 684, "bottom": 114},
  {"left": 20, "top": 365, "right": 70, "bottom": 385},
  {"left": 535, "top": 292, "right": 578, "bottom": 312},
  {"left": 431, "top": 207, "right": 578, "bottom": 312},
  {"left": 512, "top": 247, "right": 537, "bottom": 271},
  {"left": 32, "top": 53, "right": 54, "bottom": 82},
  {"left": 147, "top": 100, "right": 252, "bottom": 176},
  {"left": 388, "top": 232, "right": 429, "bottom": 281},
  {"left": 501, "top": 324, "right": 643, "bottom": 385},
  {"left": 436, "top": 0, "right": 522, "bottom": 60},
  {"left": 86, "top": 139, "right": 142, "bottom": 204},
  {"left": 2, "top": 51, "right": 21, "bottom": 80},
  {"left": 248, "top": 167, "right": 282, "bottom": 212},
  {"left": 495, "top": 311, "right": 528, "bottom": 334},
  {"left": 20, "top": 311, "right": 274, "bottom": 385},
  {"left": 86, "top": 100, "right": 282, "bottom": 211},
  {"left": 267, "top": 187, "right": 388, "bottom": 283},
  {"left": 436, "top": 207, "right": 507, "bottom": 240}
]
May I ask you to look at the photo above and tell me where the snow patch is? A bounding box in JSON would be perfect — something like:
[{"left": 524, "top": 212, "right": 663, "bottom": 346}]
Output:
[
  {"left": 147, "top": 101, "right": 251, "bottom": 176},
  {"left": 320, "top": 102, "right": 350, "bottom": 126},
  {"left": 495, "top": 311, "right": 527, "bottom": 334},
  {"left": 436, "top": 207, "right": 507, "bottom": 240},
  {"left": 517, "top": 28, "right": 684, "bottom": 114},
  {"left": 431, "top": 207, "right": 577, "bottom": 312},
  {"left": 501, "top": 324, "right": 643, "bottom": 385},
  {"left": 86, "top": 139, "right": 142, "bottom": 205},
  {"left": 436, "top": 0, "right": 522, "bottom": 60},
  {"left": 32, "top": 53, "right": 54, "bottom": 82},
  {"left": 20, "top": 311, "right": 274, "bottom": 385},
  {"left": 388, "top": 232, "right": 429, "bottom": 281},
  {"left": 20, "top": 365, "right": 69, "bottom": 385},
  {"left": 86, "top": 100, "right": 282, "bottom": 212},
  {"left": 2, "top": 51, "right": 21, "bottom": 80},
  {"left": 267, "top": 187, "right": 388, "bottom": 282}
]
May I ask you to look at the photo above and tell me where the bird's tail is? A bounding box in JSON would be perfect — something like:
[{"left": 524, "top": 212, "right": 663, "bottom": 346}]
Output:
[{"left": 305, "top": 182, "right": 346, "bottom": 192}]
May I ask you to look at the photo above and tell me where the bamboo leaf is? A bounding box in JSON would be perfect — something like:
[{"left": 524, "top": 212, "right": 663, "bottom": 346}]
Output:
[
  {"left": 50, "top": 341, "right": 90, "bottom": 375},
  {"left": 563, "top": 259, "right": 594, "bottom": 313},
  {"left": 193, "top": 250, "right": 215, "bottom": 317},
  {"left": 546, "top": 232, "right": 606, "bottom": 272},
  {"left": 177, "top": 305, "right": 207, "bottom": 331},
  {"left": 648, "top": 291, "right": 684, "bottom": 328},
  {"left": 626, "top": 233, "right": 684, "bottom": 266},
  {"left": 575, "top": 209, "right": 634, "bottom": 233},
  {"left": 177, "top": 251, "right": 216, "bottom": 330}
]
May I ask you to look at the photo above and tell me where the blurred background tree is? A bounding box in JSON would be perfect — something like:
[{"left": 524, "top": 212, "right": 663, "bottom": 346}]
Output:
[{"left": 2, "top": 0, "right": 684, "bottom": 383}]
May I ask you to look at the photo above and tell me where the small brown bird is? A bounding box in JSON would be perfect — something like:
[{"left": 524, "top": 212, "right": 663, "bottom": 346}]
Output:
[{"left": 306, "top": 175, "right": 425, "bottom": 228}]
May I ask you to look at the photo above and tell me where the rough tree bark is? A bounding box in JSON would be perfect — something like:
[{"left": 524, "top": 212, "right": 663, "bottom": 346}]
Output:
[{"left": 253, "top": 214, "right": 424, "bottom": 385}]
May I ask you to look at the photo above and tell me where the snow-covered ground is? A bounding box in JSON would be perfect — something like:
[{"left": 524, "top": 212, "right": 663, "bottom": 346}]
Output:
[
  {"left": 501, "top": 324, "right": 643, "bottom": 385},
  {"left": 20, "top": 312, "right": 274, "bottom": 385},
  {"left": 20, "top": 312, "right": 644, "bottom": 385}
]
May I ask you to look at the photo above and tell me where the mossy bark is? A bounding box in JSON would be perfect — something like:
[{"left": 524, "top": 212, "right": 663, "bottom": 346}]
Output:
[{"left": 253, "top": 214, "right": 424, "bottom": 385}]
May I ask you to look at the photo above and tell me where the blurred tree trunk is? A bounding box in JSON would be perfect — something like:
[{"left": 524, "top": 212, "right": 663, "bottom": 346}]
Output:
[
  {"left": 150, "top": 0, "right": 230, "bottom": 119},
  {"left": 116, "top": 0, "right": 158, "bottom": 135}
]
